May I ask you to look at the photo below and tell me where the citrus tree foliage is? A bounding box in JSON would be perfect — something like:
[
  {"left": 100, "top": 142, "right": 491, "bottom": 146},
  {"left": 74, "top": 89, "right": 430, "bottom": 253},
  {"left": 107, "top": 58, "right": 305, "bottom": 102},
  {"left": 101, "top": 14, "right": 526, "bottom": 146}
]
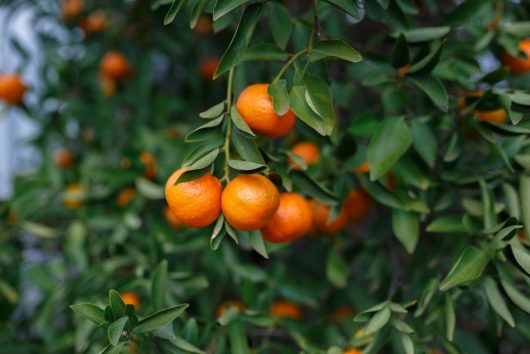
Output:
[{"left": 3, "top": 0, "right": 530, "bottom": 353}]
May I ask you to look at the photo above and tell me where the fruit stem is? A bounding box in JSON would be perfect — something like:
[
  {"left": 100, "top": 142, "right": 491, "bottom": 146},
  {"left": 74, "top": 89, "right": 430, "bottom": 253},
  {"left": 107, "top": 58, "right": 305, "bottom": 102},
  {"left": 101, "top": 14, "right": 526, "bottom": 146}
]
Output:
[
  {"left": 223, "top": 68, "right": 235, "bottom": 182},
  {"left": 271, "top": 48, "right": 308, "bottom": 84}
]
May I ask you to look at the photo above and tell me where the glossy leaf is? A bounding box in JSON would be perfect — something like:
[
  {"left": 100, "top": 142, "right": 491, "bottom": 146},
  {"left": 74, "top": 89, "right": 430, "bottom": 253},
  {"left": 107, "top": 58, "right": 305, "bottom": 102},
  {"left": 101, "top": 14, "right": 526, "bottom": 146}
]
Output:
[
  {"left": 134, "top": 304, "right": 189, "bottom": 333},
  {"left": 310, "top": 40, "right": 362, "bottom": 63},
  {"left": 107, "top": 317, "right": 128, "bottom": 346},
  {"left": 213, "top": 0, "right": 249, "bottom": 21},
  {"left": 439, "top": 246, "right": 491, "bottom": 291},
  {"left": 268, "top": 79, "right": 290, "bottom": 116},
  {"left": 392, "top": 209, "right": 419, "bottom": 254}
]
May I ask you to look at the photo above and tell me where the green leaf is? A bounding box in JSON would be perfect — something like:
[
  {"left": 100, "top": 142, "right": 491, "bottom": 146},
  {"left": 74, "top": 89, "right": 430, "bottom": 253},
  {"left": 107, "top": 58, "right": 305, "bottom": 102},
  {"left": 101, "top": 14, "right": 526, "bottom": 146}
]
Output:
[
  {"left": 289, "top": 86, "right": 326, "bottom": 135},
  {"left": 107, "top": 317, "right": 128, "bottom": 346},
  {"left": 365, "top": 307, "right": 391, "bottom": 335},
  {"left": 400, "top": 334, "right": 414, "bottom": 354},
  {"left": 396, "top": 26, "right": 450, "bottom": 43},
  {"left": 135, "top": 178, "right": 164, "bottom": 199},
  {"left": 268, "top": 79, "right": 290, "bottom": 116},
  {"left": 185, "top": 116, "right": 224, "bottom": 142},
  {"left": 391, "top": 33, "right": 409, "bottom": 69},
  {"left": 498, "top": 266, "right": 530, "bottom": 314},
  {"left": 520, "top": 175, "right": 530, "bottom": 241},
  {"left": 231, "top": 128, "right": 265, "bottom": 164},
  {"left": 439, "top": 246, "right": 491, "bottom": 291},
  {"left": 170, "top": 336, "right": 207, "bottom": 354},
  {"left": 445, "top": 294, "right": 455, "bottom": 341},
  {"left": 109, "top": 290, "right": 125, "bottom": 318},
  {"left": 326, "top": 249, "right": 349, "bottom": 288},
  {"left": 199, "top": 101, "right": 225, "bottom": 119},
  {"left": 367, "top": 117, "right": 412, "bottom": 181},
  {"left": 511, "top": 242, "right": 530, "bottom": 275},
  {"left": 151, "top": 260, "right": 168, "bottom": 311},
  {"left": 324, "top": 0, "right": 364, "bottom": 19},
  {"left": 483, "top": 276, "right": 515, "bottom": 327},
  {"left": 210, "top": 215, "right": 225, "bottom": 250},
  {"left": 213, "top": 0, "right": 249, "bottom": 21},
  {"left": 392, "top": 210, "right": 419, "bottom": 254},
  {"left": 214, "top": 4, "right": 263, "bottom": 79},
  {"left": 249, "top": 230, "right": 268, "bottom": 258},
  {"left": 243, "top": 43, "right": 289, "bottom": 61},
  {"left": 164, "top": 0, "right": 189, "bottom": 25},
  {"left": 228, "top": 319, "right": 250, "bottom": 354},
  {"left": 230, "top": 105, "right": 255, "bottom": 137},
  {"left": 310, "top": 40, "right": 362, "bottom": 63},
  {"left": 228, "top": 159, "right": 267, "bottom": 172},
  {"left": 426, "top": 216, "right": 465, "bottom": 233},
  {"left": 98, "top": 343, "right": 125, "bottom": 354},
  {"left": 291, "top": 170, "right": 339, "bottom": 205},
  {"left": 134, "top": 304, "right": 189, "bottom": 333},
  {"left": 410, "top": 120, "right": 437, "bottom": 168},
  {"left": 304, "top": 73, "right": 336, "bottom": 135},
  {"left": 503, "top": 21, "right": 530, "bottom": 37},
  {"left": 70, "top": 303, "right": 105, "bottom": 325},
  {"left": 410, "top": 76, "right": 448, "bottom": 112},
  {"left": 268, "top": 3, "right": 292, "bottom": 48},
  {"left": 503, "top": 183, "right": 520, "bottom": 220},
  {"left": 180, "top": 149, "right": 219, "bottom": 174},
  {"left": 189, "top": 0, "right": 210, "bottom": 29},
  {"left": 414, "top": 278, "right": 440, "bottom": 317},
  {"left": 408, "top": 41, "right": 444, "bottom": 74}
]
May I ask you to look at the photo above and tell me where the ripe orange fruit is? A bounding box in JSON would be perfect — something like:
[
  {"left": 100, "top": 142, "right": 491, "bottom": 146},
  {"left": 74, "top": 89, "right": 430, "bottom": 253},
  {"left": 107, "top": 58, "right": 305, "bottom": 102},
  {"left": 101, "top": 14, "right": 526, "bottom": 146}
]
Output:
[
  {"left": 100, "top": 52, "right": 132, "bottom": 81},
  {"left": 99, "top": 73, "right": 116, "bottom": 97},
  {"left": 121, "top": 292, "right": 140, "bottom": 309},
  {"left": 0, "top": 73, "right": 26, "bottom": 105},
  {"left": 502, "top": 39, "right": 530, "bottom": 74},
  {"left": 344, "top": 189, "right": 372, "bottom": 222},
  {"left": 215, "top": 301, "right": 245, "bottom": 318},
  {"left": 164, "top": 206, "right": 183, "bottom": 230},
  {"left": 261, "top": 193, "right": 312, "bottom": 243},
  {"left": 80, "top": 10, "right": 108, "bottom": 35},
  {"left": 54, "top": 149, "right": 74, "bottom": 168},
  {"left": 236, "top": 83, "right": 296, "bottom": 137},
  {"left": 194, "top": 16, "right": 213, "bottom": 34},
  {"left": 460, "top": 91, "right": 507, "bottom": 125},
  {"left": 356, "top": 162, "right": 370, "bottom": 174},
  {"left": 139, "top": 152, "right": 156, "bottom": 179},
  {"left": 271, "top": 300, "right": 302, "bottom": 320},
  {"left": 518, "top": 231, "right": 526, "bottom": 241},
  {"left": 222, "top": 174, "right": 280, "bottom": 231},
  {"left": 343, "top": 350, "right": 362, "bottom": 354},
  {"left": 62, "top": 0, "right": 83, "bottom": 19},
  {"left": 289, "top": 141, "right": 320, "bottom": 170},
  {"left": 310, "top": 201, "right": 348, "bottom": 235},
  {"left": 165, "top": 127, "right": 180, "bottom": 140},
  {"left": 200, "top": 57, "right": 219, "bottom": 80},
  {"left": 165, "top": 167, "right": 222, "bottom": 228},
  {"left": 63, "top": 183, "right": 85, "bottom": 209},
  {"left": 117, "top": 187, "right": 136, "bottom": 207}
]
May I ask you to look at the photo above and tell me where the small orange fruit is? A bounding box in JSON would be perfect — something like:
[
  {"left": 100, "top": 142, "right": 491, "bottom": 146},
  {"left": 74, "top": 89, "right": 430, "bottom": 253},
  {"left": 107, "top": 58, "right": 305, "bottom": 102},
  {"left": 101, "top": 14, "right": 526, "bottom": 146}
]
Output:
[
  {"left": 222, "top": 174, "right": 280, "bottom": 231},
  {"left": 100, "top": 51, "right": 132, "bottom": 81},
  {"left": 116, "top": 187, "right": 136, "bottom": 207},
  {"left": 331, "top": 305, "right": 354, "bottom": 322},
  {"left": 166, "top": 127, "right": 180, "bottom": 140},
  {"left": 164, "top": 206, "right": 183, "bottom": 230},
  {"left": 62, "top": 0, "right": 83, "bottom": 20},
  {"left": 344, "top": 189, "right": 372, "bottom": 222},
  {"left": 310, "top": 201, "right": 348, "bottom": 235},
  {"left": 215, "top": 301, "right": 245, "bottom": 318},
  {"left": 80, "top": 10, "right": 108, "bottom": 35},
  {"left": 99, "top": 73, "right": 116, "bottom": 97},
  {"left": 343, "top": 350, "right": 362, "bottom": 354},
  {"left": 121, "top": 292, "right": 140, "bottom": 309},
  {"left": 0, "top": 73, "right": 26, "bottom": 105},
  {"left": 289, "top": 141, "right": 320, "bottom": 170},
  {"left": 356, "top": 162, "right": 370, "bottom": 174},
  {"left": 139, "top": 152, "right": 156, "bottom": 179},
  {"left": 518, "top": 231, "right": 526, "bottom": 241},
  {"left": 502, "top": 39, "right": 530, "bottom": 74},
  {"left": 194, "top": 16, "right": 213, "bottom": 34},
  {"left": 261, "top": 193, "right": 312, "bottom": 243},
  {"left": 236, "top": 83, "right": 296, "bottom": 137},
  {"left": 63, "top": 183, "right": 85, "bottom": 209},
  {"left": 271, "top": 300, "right": 302, "bottom": 320},
  {"left": 460, "top": 90, "right": 507, "bottom": 124},
  {"left": 54, "top": 149, "right": 74, "bottom": 168},
  {"left": 397, "top": 64, "right": 410, "bottom": 76},
  {"left": 200, "top": 57, "right": 219, "bottom": 81},
  {"left": 165, "top": 167, "right": 222, "bottom": 228}
]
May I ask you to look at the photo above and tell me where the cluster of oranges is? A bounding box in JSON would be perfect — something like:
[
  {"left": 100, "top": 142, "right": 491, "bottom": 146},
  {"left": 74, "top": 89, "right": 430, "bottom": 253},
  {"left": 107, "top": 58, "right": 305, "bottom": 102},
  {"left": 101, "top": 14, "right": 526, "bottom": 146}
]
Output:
[
  {"left": 62, "top": 0, "right": 108, "bottom": 35},
  {"left": 164, "top": 83, "right": 371, "bottom": 242}
]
